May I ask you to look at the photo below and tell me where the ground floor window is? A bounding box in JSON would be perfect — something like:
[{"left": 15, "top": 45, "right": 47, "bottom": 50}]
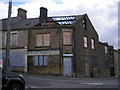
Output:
[{"left": 34, "top": 55, "right": 48, "bottom": 66}]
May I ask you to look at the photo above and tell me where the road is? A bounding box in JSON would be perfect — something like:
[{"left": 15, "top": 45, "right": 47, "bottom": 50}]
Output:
[{"left": 20, "top": 73, "right": 119, "bottom": 90}]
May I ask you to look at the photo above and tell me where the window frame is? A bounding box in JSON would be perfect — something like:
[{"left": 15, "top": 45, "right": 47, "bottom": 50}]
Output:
[
  {"left": 63, "top": 31, "right": 72, "bottom": 45},
  {"left": 83, "top": 19, "right": 87, "bottom": 30},
  {"left": 36, "top": 33, "right": 50, "bottom": 47},
  {"left": 43, "top": 34, "right": 50, "bottom": 46},
  {"left": 5, "top": 31, "right": 18, "bottom": 46},
  {"left": 34, "top": 55, "right": 48, "bottom": 66},
  {"left": 105, "top": 46, "right": 108, "bottom": 53},
  {"left": 104, "top": 59, "right": 109, "bottom": 69},
  {"left": 92, "top": 56, "right": 97, "bottom": 67},
  {"left": 91, "top": 38, "right": 95, "bottom": 50},
  {"left": 84, "top": 36, "right": 88, "bottom": 48},
  {"left": 10, "top": 31, "right": 18, "bottom": 46}
]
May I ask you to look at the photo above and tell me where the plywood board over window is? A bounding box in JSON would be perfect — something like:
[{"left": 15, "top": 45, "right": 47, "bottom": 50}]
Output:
[
  {"left": 63, "top": 32, "right": 71, "bottom": 45},
  {"left": 105, "top": 46, "right": 108, "bottom": 53},
  {"left": 36, "top": 35, "right": 43, "bottom": 46},
  {"left": 5, "top": 31, "right": 18, "bottom": 46},
  {"left": 36, "top": 34, "right": 50, "bottom": 47},
  {"left": 91, "top": 38, "right": 95, "bottom": 49},
  {"left": 11, "top": 32, "right": 18, "bottom": 45},
  {"left": 43, "top": 34, "right": 50, "bottom": 46},
  {"left": 84, "top": 36, "right": 88, "bottom": 48},
  {"left": 34, "top": 55, "right": 48, "bottom": 66}
]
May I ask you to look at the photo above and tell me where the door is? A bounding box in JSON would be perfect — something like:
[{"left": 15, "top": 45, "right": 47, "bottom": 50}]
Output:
[{"left": 63, "top": 57, "right": 72, "bottom": 76}]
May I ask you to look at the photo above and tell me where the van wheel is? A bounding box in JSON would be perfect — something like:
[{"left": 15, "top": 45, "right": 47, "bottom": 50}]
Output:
[{"left": 9, "top": 84, "right": 22, "bottom": 90}]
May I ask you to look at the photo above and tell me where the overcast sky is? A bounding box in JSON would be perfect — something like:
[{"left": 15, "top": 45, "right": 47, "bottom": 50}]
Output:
[{"left": 0, "top": 0, "right": 119, "bottom": 49}]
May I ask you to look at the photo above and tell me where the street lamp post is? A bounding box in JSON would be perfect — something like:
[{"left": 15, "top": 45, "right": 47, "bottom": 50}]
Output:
[{"left": 5, "top": 0, "right": 12, "bottom": 72}]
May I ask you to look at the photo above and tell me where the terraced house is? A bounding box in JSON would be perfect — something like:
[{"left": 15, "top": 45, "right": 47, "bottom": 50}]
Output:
[{"left": 1, "top": 7, "right": 117, "bottom": 78}]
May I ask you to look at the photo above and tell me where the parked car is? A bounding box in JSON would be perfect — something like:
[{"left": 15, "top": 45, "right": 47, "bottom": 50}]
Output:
[{"left": 2, "top": 70, "right": 25, "bottom": 90}]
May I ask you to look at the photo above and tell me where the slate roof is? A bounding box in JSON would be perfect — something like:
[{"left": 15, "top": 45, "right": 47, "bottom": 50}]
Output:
[{"left": 1, "top": 17, "right": 39, "bottom": 30}]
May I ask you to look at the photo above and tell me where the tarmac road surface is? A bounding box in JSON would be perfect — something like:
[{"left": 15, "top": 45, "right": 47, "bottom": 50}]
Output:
[{"left": 19, "top": 73, "right": 119, "bottom": 90}]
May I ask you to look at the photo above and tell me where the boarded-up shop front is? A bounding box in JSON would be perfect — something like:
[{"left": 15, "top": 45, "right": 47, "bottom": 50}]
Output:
[
  {"left": 2, "top": 49, "right": 26, "bottom": 72},
  {"left": 27, "top": 50, "right": 61, "bottom": 75}
]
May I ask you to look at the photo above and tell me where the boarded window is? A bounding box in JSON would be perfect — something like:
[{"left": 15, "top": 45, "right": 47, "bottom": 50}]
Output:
[
  {"left": 5, "top": 32, "right": 18, "bottom": 46},
  {"left": 34, "top": 56, "right": 39, "bottom": 66},
  {"left": 34, "top": 55, "right": 48, "bottom": 66},
  {"left": 63, "top": 32, "right": 71, "bottom": 45},
  {"left": 84, "top": 36, "right": 88, "bottom": 48},
  {"left": 91, "top": 39, "right": 95, "bottom": 49},
  {"left": 36, "top": 34, "right": 50, "bottom": 47},
  {"left": 43, "top": 34, "right": 50, "bottom": 46},
  {"left": 105, "top": 46, "right": 108, "bottom": 53},
  {"left": 39, "top": 56, "right": 43, "bottom": 66},
  {"left": 11, "top": 32, "right": 18, "bottom": 45},
  {"left": 83, "top": 19, "right": 87, "bottom": 30},
  {"left": 104, "top": 59, "right": 109, "bottom": 68},
  {"left": 43, "top": 56, "right": 48, "bottom": 66},
  {"left": 36, "top": 35, "right": 43, "bottom": 46},
  {"left": 92, "top": 56, "right": 97, "bottom": 67}
]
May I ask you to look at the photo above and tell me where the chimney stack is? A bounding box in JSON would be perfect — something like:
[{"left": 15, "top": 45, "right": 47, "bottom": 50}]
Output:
[
  {"left": 39, "top": 7, "right": 48, "bottom": 24},
  {"left": 104, "top": 42, "right": 108, "bottom": 45},
  {"left": 17, "top": 8, "right": 27, "bottom": 19}
]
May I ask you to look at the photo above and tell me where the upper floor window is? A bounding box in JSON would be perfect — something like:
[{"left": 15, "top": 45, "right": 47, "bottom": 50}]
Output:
[
  {"left": 84, "top": 36, "right": 88, "bottom": 48},
  {"left": 105, "top": 46, "right": 108, "bottom": 53},
  {"left": 5, "top": 31, "right": 18, "bottom": 46},
  {"left": 36, "top": 34, "right": 50, "bottom": 47},
  {"left": 63, "top": 32, "right": 72, "bottom": 45},
  {"left": 11, "top": 32, "right": 18, "bottom": 45},
  {"left": 83, "top": 19, "right": 87, "bottom": 30},
  {"left": 91, "top": 38, "right": 95, "bottom": 49}
]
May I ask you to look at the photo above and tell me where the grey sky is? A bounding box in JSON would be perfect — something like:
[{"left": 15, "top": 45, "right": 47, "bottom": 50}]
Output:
[{"left": 0, "top": 0, "right": 119, "bottom": 49}]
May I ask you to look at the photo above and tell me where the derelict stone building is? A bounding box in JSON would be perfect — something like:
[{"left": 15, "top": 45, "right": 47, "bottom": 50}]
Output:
[{"left": 1, "top": 7, "right": 116, "bottom": 78}]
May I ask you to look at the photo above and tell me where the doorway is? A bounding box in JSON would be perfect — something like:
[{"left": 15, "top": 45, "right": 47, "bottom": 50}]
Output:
[{"left": 63, "top": 57, "right": 72, "bottom": 76}]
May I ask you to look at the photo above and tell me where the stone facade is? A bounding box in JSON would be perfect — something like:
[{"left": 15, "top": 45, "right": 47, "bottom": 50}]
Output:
[
  {"left": 98, "top": 42, "right": 115, "bottom": 77},
  {"left": 1, "top": 7, "right": 118, "bottom": 77},
  {"left": 2, "top": 29, "right": 28, "bottom": 72}
]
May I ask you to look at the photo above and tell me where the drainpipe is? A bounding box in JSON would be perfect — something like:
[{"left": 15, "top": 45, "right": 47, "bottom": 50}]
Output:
[{"left": 73, "top": 28, "right": 77, "bottom": 77}]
